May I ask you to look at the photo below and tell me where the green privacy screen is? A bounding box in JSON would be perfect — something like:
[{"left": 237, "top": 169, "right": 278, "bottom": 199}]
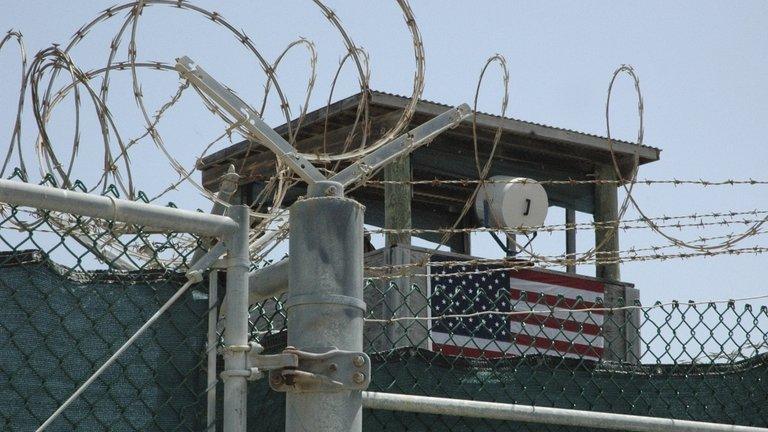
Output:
[
  {"left": 2, "top": 250, "right": 767, "bottom": 431},
  {"left": 0, "top": 251, "right": 209, "bottom": 431}
]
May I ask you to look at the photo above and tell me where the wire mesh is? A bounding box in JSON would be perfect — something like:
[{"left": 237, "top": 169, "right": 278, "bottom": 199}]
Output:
[
  {"left": 0, "top": 180, "right": 213, "bottom": 431},
  {"left": 2, "top": 179, "right": 767, "bottom": 431},
  {"left": 248, "top": 266, "right": 768, "bottom": 431}
]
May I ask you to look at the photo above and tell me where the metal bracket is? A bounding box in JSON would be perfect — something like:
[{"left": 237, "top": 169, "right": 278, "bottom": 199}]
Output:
[
  {"left": 218, "top": 342, "right": 299, "bottom": 382},
  {"left": 329, "top": 103, "right": 471, "bottom": 189},
  {"left": 247, "top": 352, "right": 299, "bottom": 382},
  {"left": 175, "top": 56, "right": 326, "bottom": 186},
  {"left": 185, "top": 241, "right": 228, "bottom": 282},
  {"left": 264, "top": 347, "right": 371, "bottom": 393}
]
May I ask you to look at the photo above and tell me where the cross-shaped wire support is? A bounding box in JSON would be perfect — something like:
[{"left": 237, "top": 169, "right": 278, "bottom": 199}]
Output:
[{"left": 175, "top": 55, "right": 470, "bottom": 197}]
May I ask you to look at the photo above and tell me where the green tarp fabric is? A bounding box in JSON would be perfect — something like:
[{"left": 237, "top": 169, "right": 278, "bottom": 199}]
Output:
[
  {"left": 0, "top": 251, "right": 209, "bottom": 431},
  {"left": 249, "top": 344, "right": 768, "bottom": 431},
  {"left": 2, "top": 251, "right": 766, "bottom": 431}
]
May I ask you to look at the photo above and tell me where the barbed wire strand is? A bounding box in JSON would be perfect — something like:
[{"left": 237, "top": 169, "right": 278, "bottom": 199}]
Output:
[
  {"left": 364, "top": 292, "right": 768, "bottom": 324},
  {"left": 365, "top": 246, "right": 768, "bottom": 279}
]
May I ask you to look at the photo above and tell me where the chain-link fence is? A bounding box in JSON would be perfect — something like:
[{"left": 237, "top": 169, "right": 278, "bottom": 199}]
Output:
[
  {"left": 250, "top": 264, "right": 768, "bottom": 431},
  {"left": 0, "top": 177, "right": 216, "bottom": 431},
  {"left": 2, "top": 178, "right": 767, "bottom": 431}
]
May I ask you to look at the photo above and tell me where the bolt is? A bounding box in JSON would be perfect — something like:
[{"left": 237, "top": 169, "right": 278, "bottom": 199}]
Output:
[
  {"left": 328, "top": 363, "right": 338, "bottom": 372},
  {"left": 325, "top": 186, "right": 337, "bottom": 196},
  {"left": 352, "top": 355, "right": 365, "bottom": 368},
  {"left": 270, "top": 373, "right": 283, "bottom": 386},
  {"left": 352, "top": 372, "right": 366, "bottom": 385}
]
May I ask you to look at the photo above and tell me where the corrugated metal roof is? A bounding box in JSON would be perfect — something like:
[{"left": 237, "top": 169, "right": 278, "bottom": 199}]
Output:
[
  {"left": 199, "top": 89, "right": 660, "bottom": 168},
  {"left": 367, "top": 90, "right": 659, "bottom": 152}
]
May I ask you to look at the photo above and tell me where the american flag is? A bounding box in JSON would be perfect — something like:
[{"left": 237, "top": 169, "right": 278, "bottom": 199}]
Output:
[{"left": 428, "top": 263, "right": 605, "bottom": 361}]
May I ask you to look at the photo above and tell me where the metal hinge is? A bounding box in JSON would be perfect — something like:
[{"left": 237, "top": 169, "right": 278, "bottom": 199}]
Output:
[{"left": 249, "top": 346, "right": 371, "bottom": 393}]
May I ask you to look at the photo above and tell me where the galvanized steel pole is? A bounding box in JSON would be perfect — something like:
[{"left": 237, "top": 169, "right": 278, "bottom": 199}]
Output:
[
  {"left": 285, "top": 182, "right": 365, "bottom": 432},
  {"left": 0, "top": 179, "right": 238, "bottom": 237},
  {"left": 222, "top": 205, "right": 251, "bottom": 432},
  {"left": 206, "top": 270, "right": 219, "bottom": 432},
  {"left": 174, "top": 60, "right": 471, "bottom": 431}
]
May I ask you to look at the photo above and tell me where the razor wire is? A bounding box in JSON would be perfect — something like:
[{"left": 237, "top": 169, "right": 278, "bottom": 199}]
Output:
[
  {"left": 0, "top": 0, "right": 425, "bottom": 272},
  {"left": 601, "top": 65, "right": 768, "bottom": 253},
  {"left": 3, "top": 2, "right": 768, "bottom": 432},
  {"left": 362, "top": 292, "right": 768, "bottom": 324},
  {"left": 364, "top": 246, "right": 768, "bottom": 280},
  {"left": 363, "top": 177, "right": 768, "bottom": 186},
  {"left": 3, "top": 1, "right": 768, "bottom": 276},
  {"left": 369, "top": 208, "right": 768, "bottom": 234}
]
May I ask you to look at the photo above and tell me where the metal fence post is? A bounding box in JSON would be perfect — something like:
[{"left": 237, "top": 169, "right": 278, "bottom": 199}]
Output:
[
  {"left": 207, "top": 270, "right": 219, "bottom": 431},
  {"left": 223, "top": 205, "right": 251, "bottom": 432},
  {"left": 285, "top": 182, "right": 365, "bottom": 432}
]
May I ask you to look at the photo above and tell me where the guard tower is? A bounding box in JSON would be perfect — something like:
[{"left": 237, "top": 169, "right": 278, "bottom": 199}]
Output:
[
  {"left": 200, "top": 91, "right": 659, "bottom": 275},
  {"left": 199, "top": 90, "right": 661, "bottom": 362}
]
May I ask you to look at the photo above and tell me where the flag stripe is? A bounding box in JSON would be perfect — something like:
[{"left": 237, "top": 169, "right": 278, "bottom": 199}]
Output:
[
  {"left": 508, "top": 312, "right": 602, "bottom": 336},
  {"left": 431, "top": 333, "right": 599, "bottom": 360},
  {"left": 509, "top": 321, "right": 603, "bottom": 347},
  {"left": 512, "top": 333, "right": 604, "bottom": 358},
  {"left": 430, "top": 331, "right": 511, "bottom": 353},
  {"left": 433, "top": 343, "right": 505, "bottom": 358},
  {"left": 509, "top": 269, "right": 605, "bottom": 293},
  {"left": 431, "top": 336, "right": 596, "bottom": 361},
  {"left": 510, "top": 277, "right": 603, "bottom": 303},
  {"left": 514, "top": 301, "right": 604, "bottom": 325},
  {"left": 509, "top": 289, "right": 605, "bottom": 315}
]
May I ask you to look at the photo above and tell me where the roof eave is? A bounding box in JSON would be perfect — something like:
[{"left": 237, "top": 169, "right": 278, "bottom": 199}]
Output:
[
  {"left": 368, "top": 92, "right": 661, "bottom": 165},
  {"left": 198, "top": 90, "right": 661, "bottom": 169}
]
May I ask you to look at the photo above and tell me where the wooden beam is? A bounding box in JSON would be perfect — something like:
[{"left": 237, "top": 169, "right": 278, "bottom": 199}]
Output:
[
  {"left": 384, "top": 155, "right": 412, "bottom": 248},
  {"left": 449, "top": 213, "right": 472, "bottom": 255},
  {"left": 565, "top": 208, "right": 576, "bottom": 274},
  {"left": 383, "top": 154, "right": 413, "bottom": 349},
  {"left": 506, "top": 234, "right": 517, "bottom": 257},
  {"left": 593, "top": 164, "right": 620, "bottom": 281}
]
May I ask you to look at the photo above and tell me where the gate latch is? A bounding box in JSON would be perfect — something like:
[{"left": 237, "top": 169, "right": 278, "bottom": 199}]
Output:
[{"left": 253, "top": 346, "right": 371, "bottom": 393}]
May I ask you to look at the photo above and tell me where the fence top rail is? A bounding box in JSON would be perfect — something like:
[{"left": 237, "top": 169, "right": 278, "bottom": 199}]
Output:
[
  {"left": 361, "top": 392, "right": 768, "bottom": 432},
  {"left": 0, "top": 179, "right": 238, "bottom": 237}
]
